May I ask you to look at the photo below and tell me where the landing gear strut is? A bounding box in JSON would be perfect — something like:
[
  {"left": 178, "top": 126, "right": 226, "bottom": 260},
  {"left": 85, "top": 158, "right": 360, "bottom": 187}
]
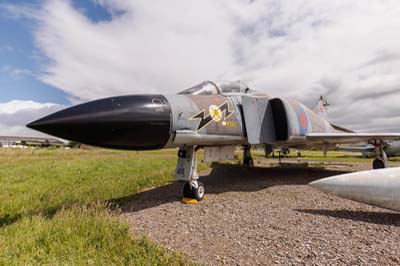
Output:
[
  {"left": 243, "top": 145, "right": 254, "bottom": 167},
  {"left": 176, "top": 146, "right": 205, "bottom": 201},
  {"left": 372, "top": 141, "right": 388, "bottom": 169}
]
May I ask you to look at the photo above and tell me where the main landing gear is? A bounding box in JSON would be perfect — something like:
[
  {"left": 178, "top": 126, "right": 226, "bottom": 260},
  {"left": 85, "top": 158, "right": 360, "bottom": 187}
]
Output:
[
  {"left": 372, "top": 141, "right": 388, "bottom": 169},
  {"left": 373, "top": 158, "right": 385, "bottom": 169},
  {"left": 176, "top": 146, "right": 205, "bottom": 201},
  {"left": 243, "top": 145, "right": 254, "bottom": 168}
]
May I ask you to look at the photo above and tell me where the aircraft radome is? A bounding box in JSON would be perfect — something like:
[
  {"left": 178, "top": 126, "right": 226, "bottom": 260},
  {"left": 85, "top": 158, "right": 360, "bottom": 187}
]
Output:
[{"left": 27, "top": 81, "right": 400, "bottom": 200}]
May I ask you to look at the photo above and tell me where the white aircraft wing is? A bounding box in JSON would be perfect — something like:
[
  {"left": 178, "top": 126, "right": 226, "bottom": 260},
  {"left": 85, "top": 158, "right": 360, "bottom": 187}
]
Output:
[{"left": 306, "top": 133, "right": 400, "bottom": 144}]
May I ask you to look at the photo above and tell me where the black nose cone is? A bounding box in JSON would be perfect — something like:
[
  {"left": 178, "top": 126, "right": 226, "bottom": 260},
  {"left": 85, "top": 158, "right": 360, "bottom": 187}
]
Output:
[{"left": 27, "top": 95, "right": 171, "bottom": 150}]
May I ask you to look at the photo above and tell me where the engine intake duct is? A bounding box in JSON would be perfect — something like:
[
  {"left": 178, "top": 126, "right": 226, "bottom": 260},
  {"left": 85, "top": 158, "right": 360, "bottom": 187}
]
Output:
[{"left": 270, "top": 98, "right": 288, "bottom": 141}]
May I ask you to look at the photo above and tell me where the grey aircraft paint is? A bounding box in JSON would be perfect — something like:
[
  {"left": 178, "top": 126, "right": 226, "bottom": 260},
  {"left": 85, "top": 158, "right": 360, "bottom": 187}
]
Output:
[{"left": 28, "top": 80, "right": 400, "bottom": 151}]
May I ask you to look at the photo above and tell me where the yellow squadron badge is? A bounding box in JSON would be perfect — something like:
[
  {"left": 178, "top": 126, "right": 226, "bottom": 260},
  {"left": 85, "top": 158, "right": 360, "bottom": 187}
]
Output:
[{"left": 209, "top": 105, "right": 223, "bottom": 122}]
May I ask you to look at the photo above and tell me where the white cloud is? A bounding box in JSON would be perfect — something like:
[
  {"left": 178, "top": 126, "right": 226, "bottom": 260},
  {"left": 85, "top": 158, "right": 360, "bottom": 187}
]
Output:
[
  {"left": 0, "top": 2, "right": 39, "bottom": 20},
  {"left": 0, "top": 100, "right": 64, "bottom": 137},
  {"left": 33, "top": 0, "right": 236, "bottom": 102},
  {"left": 3, "top": 0, "right": 400, "bottom": 132},
  {"left": 1, "top": 65, "right": 34, "bottom": 80},
  {"left": 0, "top": 100, "right": 56, "bottom": 114}
]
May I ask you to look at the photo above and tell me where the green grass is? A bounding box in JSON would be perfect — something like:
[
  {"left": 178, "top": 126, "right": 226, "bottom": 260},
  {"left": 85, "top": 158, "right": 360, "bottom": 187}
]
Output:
[
  {"left": 0, "top": 204, "right": 192, "bottom": 266},
  {"left": 0, "top": 148, "right": 203, "bottom": 265}
]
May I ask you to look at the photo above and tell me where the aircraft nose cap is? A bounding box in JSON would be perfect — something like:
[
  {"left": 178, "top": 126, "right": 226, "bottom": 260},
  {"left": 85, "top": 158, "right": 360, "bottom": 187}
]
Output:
[
  {"left": 27, "top": 95, "right": 172, "bottom": 150},
  {"left": 309, "top": 178, "right": 340, "bottom": 195}
]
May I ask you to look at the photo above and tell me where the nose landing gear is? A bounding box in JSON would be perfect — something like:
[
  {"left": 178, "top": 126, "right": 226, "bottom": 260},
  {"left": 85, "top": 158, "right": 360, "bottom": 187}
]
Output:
[{"left": 176, "top": 146, "right": 205, "bottom": 201}]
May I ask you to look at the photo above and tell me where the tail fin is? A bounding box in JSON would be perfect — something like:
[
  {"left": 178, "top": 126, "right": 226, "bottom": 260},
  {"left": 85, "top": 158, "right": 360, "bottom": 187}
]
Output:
[
  {"left": 315, "top": 95, "right": 329, "bottom": 118},
  {"left": 314, "top": 96, "right": 354, "bottom": 133}
]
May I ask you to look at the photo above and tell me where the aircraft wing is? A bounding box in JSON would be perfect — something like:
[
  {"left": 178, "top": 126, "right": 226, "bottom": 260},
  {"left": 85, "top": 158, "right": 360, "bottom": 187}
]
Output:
[{"left": 306, "top": 133, "right": 400, "bottom": 144}]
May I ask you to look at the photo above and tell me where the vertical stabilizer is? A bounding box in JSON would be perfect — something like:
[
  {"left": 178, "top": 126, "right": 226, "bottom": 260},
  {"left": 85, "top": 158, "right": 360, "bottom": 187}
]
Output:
[{"left": 315, "top": 96, "right": 329, "bottom": 118}]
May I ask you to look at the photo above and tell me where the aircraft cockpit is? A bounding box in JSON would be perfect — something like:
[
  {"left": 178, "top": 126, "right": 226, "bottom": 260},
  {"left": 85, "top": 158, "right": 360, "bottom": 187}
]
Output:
[
  {"left": 178, "top": 81, "right": 256, "bottom": 96},
  {"left": 217, "top": 81, "right": 253, "bottom": 94},
  {"left": 178, "top": 81, "right": 219, "bottom": 95}
]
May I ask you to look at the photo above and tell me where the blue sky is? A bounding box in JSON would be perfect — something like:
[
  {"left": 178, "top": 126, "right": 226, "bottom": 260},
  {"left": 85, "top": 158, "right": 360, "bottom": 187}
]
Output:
[{"left": 0, "top": 0, "right": 112, "bottom": 105}]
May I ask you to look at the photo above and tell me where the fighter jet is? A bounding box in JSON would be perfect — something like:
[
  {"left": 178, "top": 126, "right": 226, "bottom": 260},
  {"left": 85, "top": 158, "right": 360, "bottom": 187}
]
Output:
[
  {"left": 27, "top": 81, "right": 400, "bottom": 200},
  {"left": 309, "top": 167, "right": 400, "bottom": 212}
]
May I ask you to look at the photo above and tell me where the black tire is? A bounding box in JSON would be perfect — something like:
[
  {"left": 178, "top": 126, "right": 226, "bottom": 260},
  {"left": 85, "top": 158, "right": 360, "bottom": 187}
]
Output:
[
  {"left": 244, "top": 158, "right": 254, "bottom": 168},
  {"left": 248, "top": 158, "right": 254, "bottom": 168},
  {"left": 192, "top": 182, "right": 205, "bottom": 201},
  {"left": 373, "top": 159, "right": 385, "bottom": 169},
  {"left": 183, "top": 182, "right": 194, "bottom": 198}
]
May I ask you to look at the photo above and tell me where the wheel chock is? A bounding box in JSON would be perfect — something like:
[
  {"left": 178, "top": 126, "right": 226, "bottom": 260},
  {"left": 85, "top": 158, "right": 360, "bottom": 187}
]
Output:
[{"left": 181, "top": 198, "right": 198, "bottom": 204}]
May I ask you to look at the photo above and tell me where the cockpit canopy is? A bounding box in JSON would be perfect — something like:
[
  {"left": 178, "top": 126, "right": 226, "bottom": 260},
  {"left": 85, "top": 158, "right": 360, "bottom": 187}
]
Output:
[{"left": 178, "top": 81, "right": 256, "bottom": 96}]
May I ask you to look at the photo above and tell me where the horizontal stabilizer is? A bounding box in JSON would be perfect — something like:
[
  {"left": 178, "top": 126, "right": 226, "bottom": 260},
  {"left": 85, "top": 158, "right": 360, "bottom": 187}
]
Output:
[{"left": 330, "top": 123, "right": 354, "bottom": 133}]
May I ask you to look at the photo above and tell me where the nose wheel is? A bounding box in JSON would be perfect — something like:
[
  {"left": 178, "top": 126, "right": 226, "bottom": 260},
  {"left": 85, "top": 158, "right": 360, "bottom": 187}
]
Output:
[
  {"left": 183, "top": 182, "right": 205, "bottom": 201},
  {"left": 176, "top": 146, "right": 205, "bottom": 201}
]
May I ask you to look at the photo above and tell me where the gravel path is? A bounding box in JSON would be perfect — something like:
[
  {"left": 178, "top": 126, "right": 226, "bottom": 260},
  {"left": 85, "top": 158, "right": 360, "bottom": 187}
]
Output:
[{"left": 121, "top": 159, "right": 400, "bottom": 265}]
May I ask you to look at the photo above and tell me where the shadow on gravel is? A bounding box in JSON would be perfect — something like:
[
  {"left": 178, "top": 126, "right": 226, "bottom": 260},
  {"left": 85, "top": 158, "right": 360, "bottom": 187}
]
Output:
[
  {"left": 116, "top": 163, "right": 349, "bottom": 213},
  {"left": 297, "top": 209, "right": 400, "bottom": 226}
]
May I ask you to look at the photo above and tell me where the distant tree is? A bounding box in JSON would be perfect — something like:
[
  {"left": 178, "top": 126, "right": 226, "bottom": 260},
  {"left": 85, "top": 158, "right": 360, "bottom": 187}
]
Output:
[{"left": 68, "top": 141, "right": 81, "bottom": 148}]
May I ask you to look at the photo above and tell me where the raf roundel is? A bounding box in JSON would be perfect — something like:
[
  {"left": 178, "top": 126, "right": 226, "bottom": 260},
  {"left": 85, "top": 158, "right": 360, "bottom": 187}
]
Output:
[
  {"left": 301, "top": 112, "right": 307, "bottom": 129},
  {"left": 209, "top": 105, "right": 223, "bottom": 122},
  {"left": 298, "top": 107, "right": 309, "bottom": 136}
]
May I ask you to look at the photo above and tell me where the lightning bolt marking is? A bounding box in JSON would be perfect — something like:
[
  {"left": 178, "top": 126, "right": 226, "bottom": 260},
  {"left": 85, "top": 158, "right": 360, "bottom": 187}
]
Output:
[
  {"left": 190, "top": 100, "right": 234, "bottom": 132},
  {"left": 219, "top": 101, "right": 233, "bottom": 119}
]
